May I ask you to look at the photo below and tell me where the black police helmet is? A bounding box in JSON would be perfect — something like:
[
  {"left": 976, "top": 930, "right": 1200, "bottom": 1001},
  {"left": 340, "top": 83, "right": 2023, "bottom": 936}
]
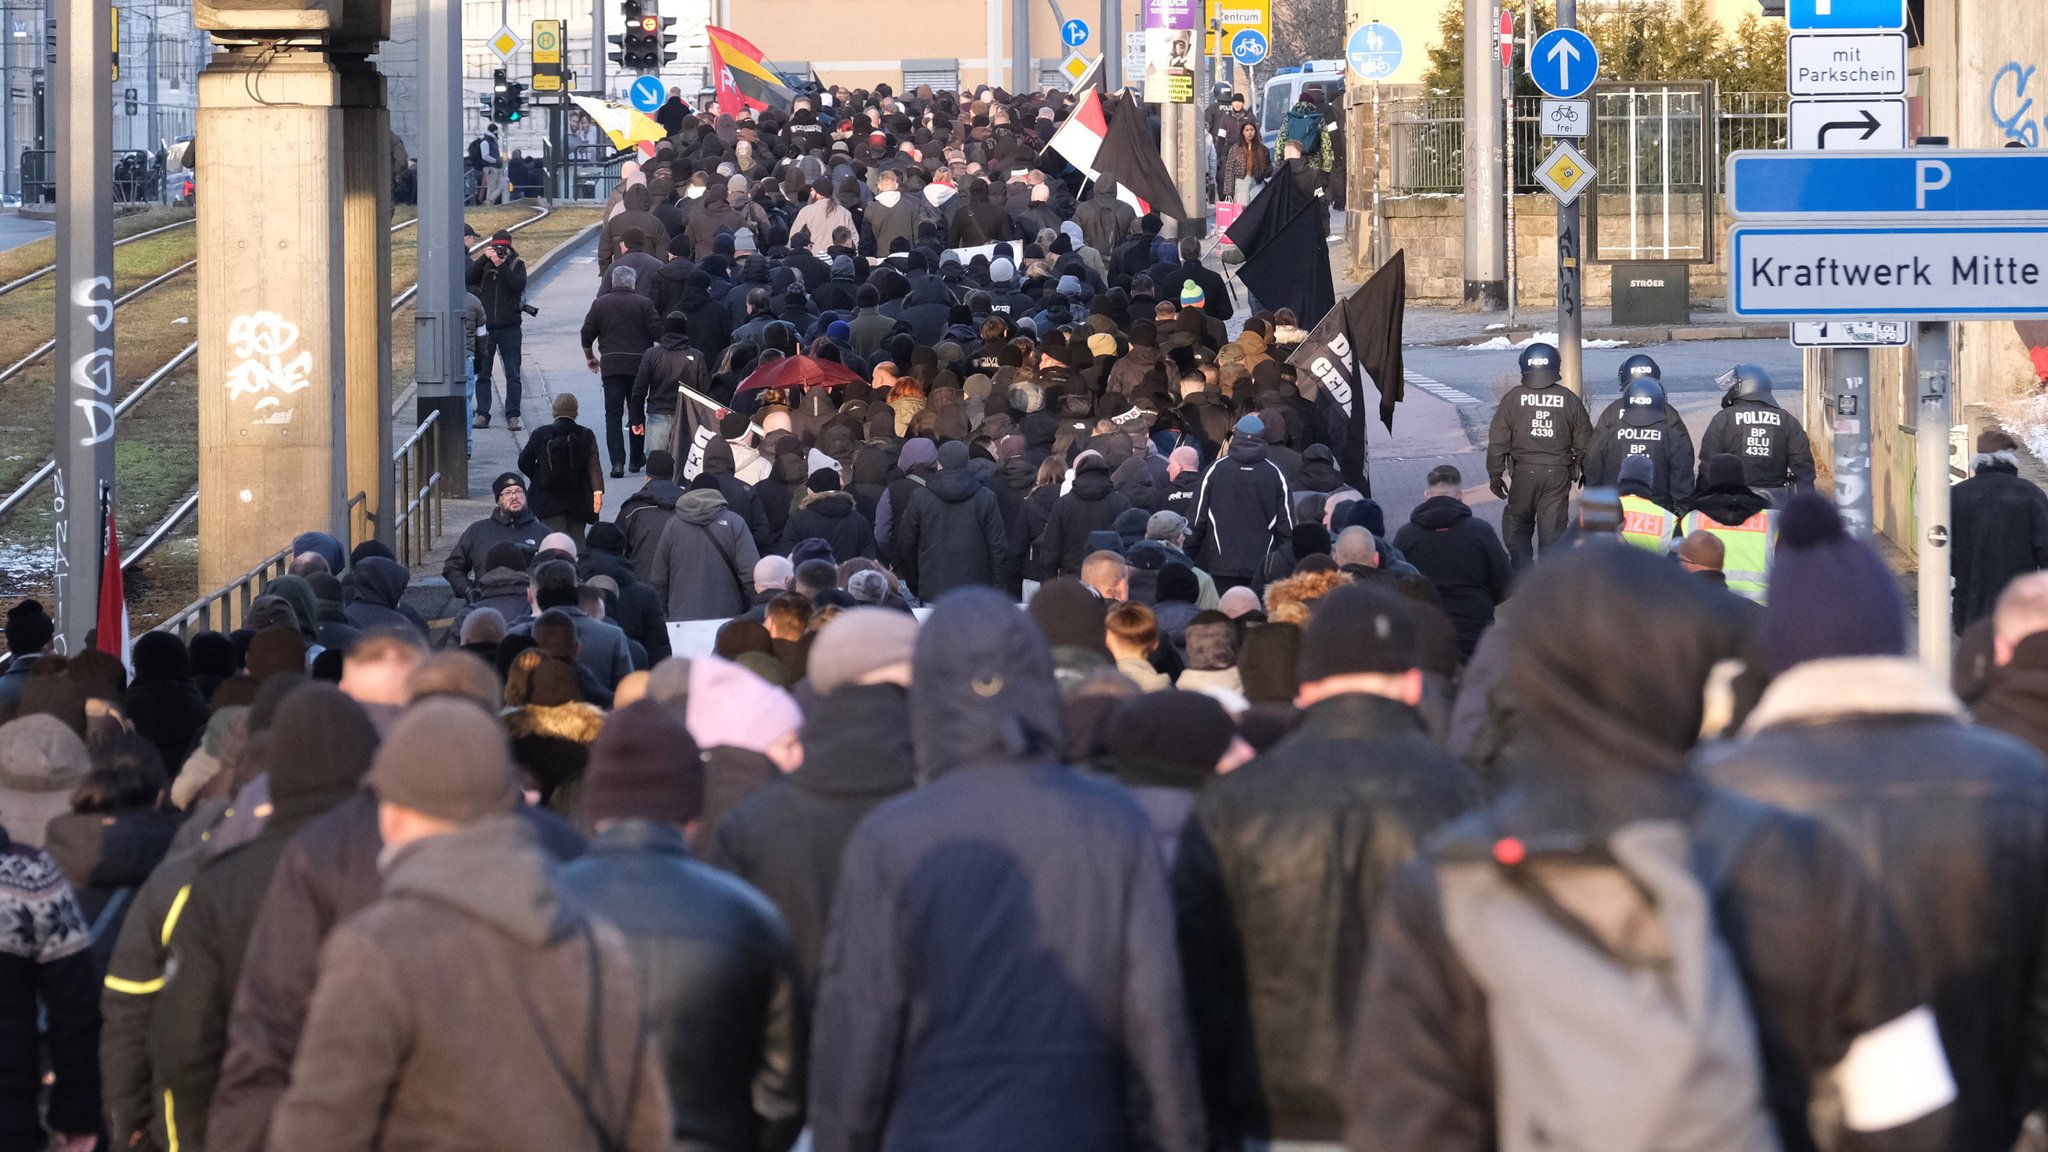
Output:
[
  {"left": 1717, "top": 363, "right": 1773, "bottom": 407},
  {"left": 1519, "top": 342, "right": 1562, "bottom": 387},
  {"left": 1620, "top": 377, "right": 1668, "bottom": 428},
  {"left": 1617, "top": 353, "right": 1661, "bottom": 388}
]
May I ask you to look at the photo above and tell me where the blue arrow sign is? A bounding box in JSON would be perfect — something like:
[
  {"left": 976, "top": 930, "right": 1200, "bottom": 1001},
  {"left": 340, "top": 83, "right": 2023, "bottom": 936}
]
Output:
[
  {"left": 628, "top": 74, "right": 665, "bottom": 113},
  {"left": 1345, "top": 23, "right": 1401, "bottom": 82},
  {"left": 1061, "top": 18, "right": 1089, "bottom": 47},
  {"left": 1528, "top": 28, "right": 1598, "bottom": 100},
  {"left": 1786, "top": 0, "right": 1906, "bottom": 31},
  {"left": 1231, "top": 28, "right": 1268, "bottom": 66},
  {"left": 1728, "top": 151, "right": 2048, "bottom": 221}
]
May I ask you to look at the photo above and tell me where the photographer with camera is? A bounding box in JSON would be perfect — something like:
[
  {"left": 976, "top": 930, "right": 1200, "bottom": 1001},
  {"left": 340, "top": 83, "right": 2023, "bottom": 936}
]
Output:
[{"left": 467, "top": 229, "right": 534, "bottom": 431}]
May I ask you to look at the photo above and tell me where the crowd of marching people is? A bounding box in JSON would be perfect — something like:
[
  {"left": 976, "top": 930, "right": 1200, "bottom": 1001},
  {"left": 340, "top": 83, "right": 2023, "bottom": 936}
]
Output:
[{"left": 5, "top": 78, "right": 2048, "bottom": 1152}]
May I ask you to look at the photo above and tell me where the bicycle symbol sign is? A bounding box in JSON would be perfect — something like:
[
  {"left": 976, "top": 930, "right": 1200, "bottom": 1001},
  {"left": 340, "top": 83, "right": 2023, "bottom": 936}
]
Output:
[{"left": 1539, "top": 98, "right": 1591, "bottom": 139}]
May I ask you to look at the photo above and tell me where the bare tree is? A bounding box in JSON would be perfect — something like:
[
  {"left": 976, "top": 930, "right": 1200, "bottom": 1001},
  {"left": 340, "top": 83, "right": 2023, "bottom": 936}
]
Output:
[{"left": 1271, "top": 0, "right": 1345, "bottom": 70}]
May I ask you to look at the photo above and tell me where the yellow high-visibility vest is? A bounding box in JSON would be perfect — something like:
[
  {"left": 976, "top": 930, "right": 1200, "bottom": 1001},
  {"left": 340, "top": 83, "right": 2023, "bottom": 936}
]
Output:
[
  {"left": 1620, "top": 494, "right": 1677, "bottom": 553},
  {"left": 1681, "top": 507, "right": 1777, "bottom": 603}
]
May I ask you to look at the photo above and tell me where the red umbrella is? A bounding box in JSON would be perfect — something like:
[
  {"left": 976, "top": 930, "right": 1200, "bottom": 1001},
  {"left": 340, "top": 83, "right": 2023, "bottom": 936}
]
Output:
[{"left": 735, "top": 353, "right": 865, "bottom": 392}]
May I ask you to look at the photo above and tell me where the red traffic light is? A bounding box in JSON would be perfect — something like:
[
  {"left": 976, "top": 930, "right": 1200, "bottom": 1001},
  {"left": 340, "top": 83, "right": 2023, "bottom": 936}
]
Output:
[{"left": 639, "top": 15, "right": 659, "bottom": 31}]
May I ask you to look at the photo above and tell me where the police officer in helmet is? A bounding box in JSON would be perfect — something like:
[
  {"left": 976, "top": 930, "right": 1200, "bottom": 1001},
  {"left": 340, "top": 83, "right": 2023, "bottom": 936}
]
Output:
[
  {"left": 1584, "top": 354, "right": 1696, "bottom": 511},
  {"left": 1698, "top": 364, "right": 1814, "bottom": 504},
  {"left": 1486, "top": 342, "right": 1593, "bottom": 570}
]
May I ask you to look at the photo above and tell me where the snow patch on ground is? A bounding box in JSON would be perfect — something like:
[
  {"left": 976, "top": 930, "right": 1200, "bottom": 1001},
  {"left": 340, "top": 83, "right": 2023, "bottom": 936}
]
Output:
[
  {"left": 1458, "top": 330, "right": 1630, "bottom": 351},
  {"left": 1995, "top": 393, "right": 2048, "bottom": 463}
]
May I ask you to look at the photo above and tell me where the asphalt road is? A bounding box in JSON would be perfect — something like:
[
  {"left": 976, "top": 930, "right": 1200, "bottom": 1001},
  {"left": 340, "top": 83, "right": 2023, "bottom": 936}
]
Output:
[
  {"left": 1403, "top": 338, "right": 1807, "bottom": 407},
  {"left": 0, "top": 213, "right": 52, "bottom": 253}
]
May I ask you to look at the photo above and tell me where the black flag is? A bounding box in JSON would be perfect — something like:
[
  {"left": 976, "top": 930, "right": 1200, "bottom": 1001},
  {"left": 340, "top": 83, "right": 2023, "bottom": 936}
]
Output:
[
  {"left": 1288, "top": 251, "right": 1407, "bottom": 493},
  {"left": 1091, "top": 92, "right": 1189, "bottom": 223},
  {"left": 1227, "top": 173, "right": 1334, "bottom": 324}
]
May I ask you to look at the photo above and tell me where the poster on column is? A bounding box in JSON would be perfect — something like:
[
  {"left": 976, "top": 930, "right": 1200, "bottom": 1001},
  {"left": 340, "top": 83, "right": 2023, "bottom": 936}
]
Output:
[{"left": 1143, "top": 0, "right": 1198, "bottom": 103}]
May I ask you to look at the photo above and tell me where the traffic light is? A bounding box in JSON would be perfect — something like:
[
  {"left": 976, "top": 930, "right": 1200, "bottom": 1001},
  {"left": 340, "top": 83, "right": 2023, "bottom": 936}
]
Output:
[
  {"left": 607, "top": 0, "right": 663, "bottom": 72},
  {"left": 657, "top": 16, "right": 678, "bottom": 67},
  {"left": 503, "top": 80, "right": 526, "bottom": 123}
]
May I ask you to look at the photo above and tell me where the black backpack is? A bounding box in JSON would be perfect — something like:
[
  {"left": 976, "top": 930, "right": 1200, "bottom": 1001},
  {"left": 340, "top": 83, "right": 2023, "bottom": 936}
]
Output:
[{"left": 533, "top": 427, "right": 587, "bottom": 493}]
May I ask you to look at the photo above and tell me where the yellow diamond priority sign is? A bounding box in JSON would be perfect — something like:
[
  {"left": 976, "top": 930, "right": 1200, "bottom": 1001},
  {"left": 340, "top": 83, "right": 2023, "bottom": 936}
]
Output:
[
  {"left": 1536, "top": 141, "right": 1596, "bottom": 206},
  {"left": 1062, "top": 53, "right": 1091, "bottom": 83},
  {"left": 488, "top": 24, "right": 524, "bottom": 63}
]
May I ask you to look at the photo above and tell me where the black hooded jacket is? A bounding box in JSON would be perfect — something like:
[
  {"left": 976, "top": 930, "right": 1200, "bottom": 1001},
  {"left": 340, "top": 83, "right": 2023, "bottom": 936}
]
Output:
[
  {"left": 617, "top": 477, "right": 684, "bottom": 580},
  {"left": 896, "top": 468, "right": 1008, "bottom": 599},
  {"left": 1186, "top": 435, "right": 1293, "bottom": 581},
  {"left": 1040, "top": 456, "right": 1133, "bottom": 577},
  {"left": 1392, "top": 496, "right": 1514, "bottom": 660},
  {"left": 712, "top": 682, "right": 917, "bottom": 996},
  {"left": 780, "top": 491, "right": 878, "bottom": 561}
]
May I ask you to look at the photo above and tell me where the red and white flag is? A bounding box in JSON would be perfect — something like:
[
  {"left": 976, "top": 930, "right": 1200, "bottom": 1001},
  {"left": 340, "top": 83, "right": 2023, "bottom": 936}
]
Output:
[
  {"left": 1044, "top": 87, "right": 1152, "bottom": 215},
  {"left": 96, "top": 501, "right": 130, "bottom": 672}
]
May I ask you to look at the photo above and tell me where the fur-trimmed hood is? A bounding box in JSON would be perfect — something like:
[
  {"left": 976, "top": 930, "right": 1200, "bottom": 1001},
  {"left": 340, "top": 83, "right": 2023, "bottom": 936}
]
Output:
[
  {"left": 502, "top": 701, "right": 607, "bottom": 744},
  {"left": 1739, "top": 655, "right": 1963, "bottom": 736},
  {"left": 1263, "top": 570, "right": 1355, "bottom": 627}
]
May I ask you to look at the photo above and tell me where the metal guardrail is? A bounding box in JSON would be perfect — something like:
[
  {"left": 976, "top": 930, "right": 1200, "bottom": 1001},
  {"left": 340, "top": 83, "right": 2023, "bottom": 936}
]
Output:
[
  {"left": 150, "top": 544, "right": 292, "bottom": 642},
  {"left": 1382, "top": 90, "right": 1790, "bottom": 196},
  {"left": 145, "top": 412, "right": 445, "bottom": 637},
  {"left": 392, "top": 408, "right": 444, "bottom": 568}
]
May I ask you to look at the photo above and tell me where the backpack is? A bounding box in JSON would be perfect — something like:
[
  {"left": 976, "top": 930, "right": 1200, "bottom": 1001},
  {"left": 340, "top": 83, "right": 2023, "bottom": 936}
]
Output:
[
  {"left": 1434, "top": 793, "right": 1779, "bottom": 1152},
  {"left": 533, "top": 426, "right": 587, "bottom": 494},
  {"left": 1285, "top": 105, "right": 1324, "bottom": 152}
]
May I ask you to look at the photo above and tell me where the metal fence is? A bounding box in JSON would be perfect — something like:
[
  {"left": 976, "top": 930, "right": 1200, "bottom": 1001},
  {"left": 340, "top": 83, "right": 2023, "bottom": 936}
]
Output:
[{"left": 1381, "top": 89, "right": 1790, "bottom": 196}]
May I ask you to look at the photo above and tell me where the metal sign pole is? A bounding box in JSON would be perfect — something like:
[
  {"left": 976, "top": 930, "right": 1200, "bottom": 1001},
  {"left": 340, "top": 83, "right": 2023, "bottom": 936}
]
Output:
[
  {"left": 1554, "top": 0, "right": 1581, "bottom": 395},
  {"left": 1501, "top": 3, "right": 1515, "bottom": 328},
  {"left": 1916, "top": 320, "right": 1952, "bottom": 669},
  {"left": 1830, "top": 345, "right": 1875, "bottom": 539},
  {"left": 52, "top": 0, "right": 112, "bottom": 653}
]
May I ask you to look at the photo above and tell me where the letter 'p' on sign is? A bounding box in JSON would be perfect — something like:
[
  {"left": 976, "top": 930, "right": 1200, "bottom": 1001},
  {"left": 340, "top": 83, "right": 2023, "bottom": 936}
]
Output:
[{"left": 1916, "top": 160, "right": 1951, "bottom": 209}]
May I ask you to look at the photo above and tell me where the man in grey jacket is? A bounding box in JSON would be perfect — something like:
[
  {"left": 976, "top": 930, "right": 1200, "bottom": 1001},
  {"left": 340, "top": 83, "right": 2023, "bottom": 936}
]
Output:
[{"left": 647, "top": 477, "right": 760, "bottom": 621}]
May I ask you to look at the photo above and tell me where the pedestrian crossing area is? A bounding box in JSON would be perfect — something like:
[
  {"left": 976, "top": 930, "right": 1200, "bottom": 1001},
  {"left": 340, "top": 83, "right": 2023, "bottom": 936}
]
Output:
[{"left": 1404, "top": 370, "right": 1482, "bottom": 406}]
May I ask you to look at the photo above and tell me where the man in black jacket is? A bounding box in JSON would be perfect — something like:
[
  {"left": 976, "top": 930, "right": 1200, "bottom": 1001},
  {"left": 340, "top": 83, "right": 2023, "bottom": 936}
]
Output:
[
  {"left": 558, "top": 703, "right": 804, "bottom": 1152},
  {"left": 581, "top": 263, "right": 663, "bottom": 477},
  {"left": 781, "top": 469, "right": 877, "bottom": 560},
  {"left": 466, "top": 231, "right": 527, "bottom": 430},
  {"left": 1950, "top": 428, "right": 2048, "bottom": 630},
  {"left": 1697, "top": 363, "right": 1815, "bottom": 503},
  {"left": 714, "top": 608, "right": 917, "bottom": 997},
  {"left": 516, "top": 393, "right": 605, "bottom": 550},
  {"left": 615, "top": 451, "right": 683, "bottom": 581},
  {"left": 1348, "top": 543, "right": 1953, "bottom": 1152},
  {"left": 1393, "top": 465, "right": 1513, "bottom": 660},
  {"left": 896, "top": 440, "right": 1008, "bottom": 600},
  {"left": 630, "top": 312, "right": 707, "bottom": 465},
  {"left": 1701, "top": 495, "right": 2044, "bottom": 1152},
  {"left": 809, "top": 589, "right": 1203, "bottom": 1152},
  {"left": 1185, "top": 413, "right": 1294, "bottom": 592},
  {"left": 1176, "top": 585, "right": 1480, "bottom": 1148},
  {"left": 442, "top": 471, "right": 550, "bottom": 601}
]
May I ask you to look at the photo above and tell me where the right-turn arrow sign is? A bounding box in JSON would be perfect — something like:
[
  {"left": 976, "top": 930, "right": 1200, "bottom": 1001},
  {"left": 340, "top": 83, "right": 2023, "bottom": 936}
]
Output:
[{"left": 1790, "top": 97, "right": 1907, "bottom": 151}]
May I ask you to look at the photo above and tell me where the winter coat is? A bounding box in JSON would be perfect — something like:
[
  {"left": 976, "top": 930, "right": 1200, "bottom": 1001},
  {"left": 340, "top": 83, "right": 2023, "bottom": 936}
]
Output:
[
  {"left": 1112, "top": 453, "right": 1167, "bottom": 513},
  {"left": 578, "top": 549, "right": 671, "bottom": 666},
  {"left": 1013, "top": 483, "right": 1061, "bottom": 585},
  {"left": 582, "top": 281, "right": 663, "bottom": 377},
  {"left": 1107, "top": 345, "right": 1168, "bottom": 397},
  {"left": 865, "top": 191, "right": 922, "bottom": 257},
  {"left": 265, "top": 815, "right": 671, "bottom": 1152},
  {"left": 1392, "top": 496, "right": 1513, "bottom": 660},
  {"left": 1949, "top": 458, "right": 2048, "bottom": 629},
  {"left": 630, "top": 330, "right": 707, "bottom": 426},
  {"left": 520, "top": 605, "right": 634, "bottom": 690},
  {"left": 896, "top": 469, "right": 1008, "bottom": 600},
  {"left": 648, "top": 490, "right": 760, "bottom": 621},
  {"left": 712, "top": 683, "right": 917, "bottom": 996},
  {"left": 557, "top": 821, "right": 804, "bottom": 1152},
  {"left": 466, "top": 251, "right": 528, "bottom": 331},
  {"left": 0, "top": 830, "right": 96, "bottom": 1146},
  {"left": 1977, "top": 632, "right": 2048, "bottom": 761},
  {"left": 151, "top": 687, "right": 376, "bottom": 1152},
  {"left": 444, "top": 506, "right": 548, "bottom": 599},
  {"left": 896, "top": 278, "right": 952, "bottom": 346},
  {"left": 1699, "top": 655, "right": 2048, "bottom": 1152},
  {"left": 1072, "top": 178, "right": 1137, "bottom": 259},
  {"left": 1039, "top": 457, "right": 1132, "bottom": 578},
  {"left": 1186, "top": 434, "right": 1294, "bottom": 581},
  {"left": 1175, "top": 693, "right": 1481, "bottom": 1144},
  {"left": 342, "top": 556, "right": 428, "bottom": 641},
  {"left": 518, "top": 417, "right": 606, "bottom": 526},
  {"left": 780, "top": 491, "right": 878, "bottom": 561},
  {"left": 686, "top": 197, "right": 743, "bottom": 261},
  {"left": 1699, "top": 395, "right": 1816, "bottom": 492},
  {"left": 808, "top": 593, "right": 1204, "bottom": 1152},
  {"left": 675, "top": 281, "right": 733, "bottom": 366},
  {"left": 204, "top": 796, "right": 584, "bottom": 1152},
  {"left": 123, "top": 661, "right": 212, "bottom": 781},
  {"left": 43, "top": 805, "right": 177, "bottom": 931},
  {"left": 618, "top": 479, "right": 684, "bottom": 579},
  {"left": 461, "top": 565, "right": 533, "bottom": 629}
]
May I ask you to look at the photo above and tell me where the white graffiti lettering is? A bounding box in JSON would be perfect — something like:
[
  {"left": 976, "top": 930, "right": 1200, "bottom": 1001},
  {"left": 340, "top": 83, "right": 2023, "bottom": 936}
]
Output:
[
  {"left": 224, "top": 311, "right": 313, "bottom": 424},
  {"left": 73, "top": 277, "right": 112, "bottom": 332}
]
